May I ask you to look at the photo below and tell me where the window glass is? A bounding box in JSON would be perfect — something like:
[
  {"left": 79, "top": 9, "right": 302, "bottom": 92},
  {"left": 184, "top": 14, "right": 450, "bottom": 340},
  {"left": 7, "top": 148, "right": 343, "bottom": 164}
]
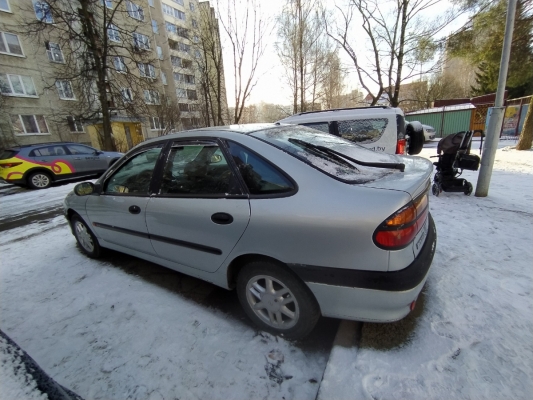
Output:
[
  {"left": 252, "top": 125, "right": 397, "bottom": 183},
  {"left": 35, "top": 115, "right": 49, "bottom": 133},
  {"left": 30, "top": 145, "right": 66, "bottom": 157},
  {"left": 160, "top": 143, "right": 238, "bottom": 196},
  {"left": 337, "top": 118, "right": 388, "bottom": 144},
  {"left": 22, "top": 115, "right": 39, "bottom": 133},
  {"left": 301, "top": 122, "right": 330, "bottom": 134},
  {"left": 0, "top": 0, "right": 10, "bottom": 12},
  {"left": 105, "top": 147, "right": 162, "bottom": 195},
  {"left": 3, "top": 32, "right": 22, "bottom": 55},
  {"left": 66, "top": 144, "right": 93, "bottom": 154},
  {"left": 10, "top": 75, "right": 24, "bottom": 94},
  {"left": 226, "top": 141, "right": 294, "bottom": 195},
  {"left": 20, "top": 76, "right": 37, "bottom": 96}
]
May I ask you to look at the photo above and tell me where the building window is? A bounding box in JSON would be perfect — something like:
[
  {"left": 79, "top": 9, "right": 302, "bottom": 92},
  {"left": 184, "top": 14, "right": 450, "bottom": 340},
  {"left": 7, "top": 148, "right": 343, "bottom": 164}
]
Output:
[
  {"left": 138, "top": 63, "right": 155, "bottom": 78},
  {"left": 189, "top": 1, "right": 195, "bottom": 11},
  {"left": 11, "top": 115, "right": 49, "bottom": 135},
  {"left": 192, "top": 19, "right": 198, "bottom": 28},
  {"left": 148, "top": 0, "right": 154, "bottom": 7},
  {"left": 0, "top": 31, "right": 23, "bottom": 56},
  {"left": 172, "top": 0, "right": 184, "bottom": 6},
  {"left": 178, "top": 42, "right": 190, "bottom": 53},
  {"left": 56, "top": 80, "right": 75, "bottom": 100},
  {"left": 175, "top": 9, "right": 186, "bottom": 20},
  {"left": 0, "top": 74, "right": 38, "bottom": 97},
  {"left": 176, "top": 88, "right": 186, "bottom": 98},
  {"left": 126, "top": 1, "right": 144, "bottom": 21},
  {"left": 45, "top": 42, "right": 64, "bottom": 62},
  {"left": 152, "top": 20, "right": 158, "bottom": 34},
  {"left": 144, "top": 90, "right": 160, "bottom": 105},
  {"left": 100, "top": 0, "right": 113, "bottom": 8},
  {"left": 34, "top": 1, "right": 53, "bottom": 23},
  {"left": 149, "top": 117, "right": 163, "bottom": 130},
  {"left": 186, "top": 89, "right": 197, "bottom": 100},
  {"left": 193, "top": 35, "right": 199, "bottom": 43},
  {"left": 161, "top": 71, "right": 168, "bottom": 85},
  {"left": 178, "top": 103, "right": 189, "bottom": 112},
  {"left": 132, "top": 32, "right": 150, "bottom": 50},
  {"left": 121, "top": 87, "right": 133, "bottom": 103},
  {"left": 0, "top": 0, "right": 11, "bottom": 12},
  {"left": 165, "top": 21, "right": 177, "bottom": 34},
  {"left": 171, "top": 55, "right": 181, "bottom": 67},
  {"left": 182, "top": 59, "right": 193, "bottom": 69},
  {"left": 177, "top": 27, "right": 189, "bottom": 39},
  {"left": 113, "top": 56, "right": 126, "bottom": 72},
  {"left": 157, "top": 46, "right": 163, "bottom": 60},
  {"left": 108, "top": 24, "right": 120, "bottom": 42},
  {"left": 67, "top": 116, "right": 84, "bottom": 132},
  {"left": 174, "top": 73, "right": 195, "bottom": 84}
]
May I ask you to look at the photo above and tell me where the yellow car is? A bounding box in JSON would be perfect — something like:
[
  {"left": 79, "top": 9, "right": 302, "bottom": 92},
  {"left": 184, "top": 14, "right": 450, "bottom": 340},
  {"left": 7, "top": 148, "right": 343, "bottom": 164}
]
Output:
[{"left": 0, "top": 142, "right": 123, "bottom": 189}]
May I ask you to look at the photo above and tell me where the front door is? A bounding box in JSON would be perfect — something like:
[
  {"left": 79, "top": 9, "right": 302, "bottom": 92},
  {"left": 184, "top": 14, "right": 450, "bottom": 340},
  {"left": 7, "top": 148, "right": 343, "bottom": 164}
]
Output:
[
  {"left": 64, "top": 144, "right": 108, "bottom": 174},
  {"left": 85, "top": 146, "right": 163, "bottom": 255},
  {"left": 145, "top": 141, "right": 250, "bottom": 272}
]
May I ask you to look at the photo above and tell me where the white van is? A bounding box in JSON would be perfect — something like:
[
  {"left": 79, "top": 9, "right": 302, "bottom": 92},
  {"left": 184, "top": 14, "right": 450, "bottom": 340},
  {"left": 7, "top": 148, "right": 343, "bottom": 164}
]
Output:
[{"left": 277, "top": 106, "right": 425, "bottom": 155}]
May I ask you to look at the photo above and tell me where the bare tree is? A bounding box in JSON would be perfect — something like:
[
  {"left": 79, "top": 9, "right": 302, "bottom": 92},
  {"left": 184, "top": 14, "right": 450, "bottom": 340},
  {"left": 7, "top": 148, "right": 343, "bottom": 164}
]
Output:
[
  {"left": 152, "top": 95, "right": 182, "bottom": 135},
  {"left": 516, "top": 96, "right": 533, "bottom": 150},
  {"left": 194, "top": 3, "right": 228, "bottom": 126},
  {"left": 276, "top": 0, "right": 337, "bottom": 113},
  {"left": 17, "top": 0, "right": 163, "bottom": 150},
  {"left": 320, "top": 51, "right": 346, "bottom": 109},
  {"left": 0, "top": 94, "right": 19, "bottom": 151},
  {"left": 216, "top": 0, "right": 269, "bottom": 123},
  {"left": 325, "top": 0, "right": 466, "bottom": 107}
]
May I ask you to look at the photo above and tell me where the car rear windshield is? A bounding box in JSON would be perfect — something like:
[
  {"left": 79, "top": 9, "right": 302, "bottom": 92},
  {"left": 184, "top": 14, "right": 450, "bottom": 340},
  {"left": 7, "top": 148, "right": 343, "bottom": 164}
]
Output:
[
  {"left": 0, "top": 150, "right": 18, "bottom": 160},
  {"left": 251, "top": 126, "right": 401, "bottom": 183}
]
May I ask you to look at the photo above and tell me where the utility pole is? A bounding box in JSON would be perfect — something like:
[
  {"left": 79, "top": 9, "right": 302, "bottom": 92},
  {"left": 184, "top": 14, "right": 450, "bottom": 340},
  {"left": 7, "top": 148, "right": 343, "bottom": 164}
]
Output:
[{"left": 475, "top": 0, "right": 517, "bottom": 197}]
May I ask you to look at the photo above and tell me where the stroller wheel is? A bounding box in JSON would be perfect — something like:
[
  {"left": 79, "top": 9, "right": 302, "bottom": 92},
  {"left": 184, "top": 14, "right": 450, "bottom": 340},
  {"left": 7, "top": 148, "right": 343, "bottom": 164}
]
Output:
[
  {"left": 464, "top": 182, "right": 473, "bottom": 196},
  {"left": 432, "top": 183, "right": 441, "bottom": 196}
]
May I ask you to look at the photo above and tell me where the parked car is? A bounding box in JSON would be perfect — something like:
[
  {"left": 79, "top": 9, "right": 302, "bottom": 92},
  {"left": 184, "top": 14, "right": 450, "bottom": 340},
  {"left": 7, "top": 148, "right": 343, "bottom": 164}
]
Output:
[
  {"left": 406, "top": 121, "right": 436, "bottom": 141},
  {"left": 64, "top": 124, "right": 437, "bottom": 339},
  {"left": 277, "top": 106, "right": 426, "bottom": 156},
  {"left": 0, "top": 142, "right": 123, "bottom": 189}
]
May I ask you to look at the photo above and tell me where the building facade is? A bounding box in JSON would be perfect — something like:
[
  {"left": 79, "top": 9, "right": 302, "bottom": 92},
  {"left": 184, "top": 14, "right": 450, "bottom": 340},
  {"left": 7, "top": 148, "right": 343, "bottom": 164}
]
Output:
[{"left": 0, "top": 0, "right": 227, "bottom": 151}]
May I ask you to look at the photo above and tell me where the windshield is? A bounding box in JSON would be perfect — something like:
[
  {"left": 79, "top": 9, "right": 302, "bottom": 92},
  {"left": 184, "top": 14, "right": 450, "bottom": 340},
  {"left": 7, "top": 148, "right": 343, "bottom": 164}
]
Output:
[{"left": 251, "top": 125, "right": 402, "bottom": 183}]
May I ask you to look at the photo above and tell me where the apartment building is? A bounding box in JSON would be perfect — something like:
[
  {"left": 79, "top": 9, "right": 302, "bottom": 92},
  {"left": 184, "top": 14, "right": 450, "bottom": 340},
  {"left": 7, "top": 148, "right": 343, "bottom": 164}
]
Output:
[{"left": 0, "top": 0, "right": 227, "bottom": 151}]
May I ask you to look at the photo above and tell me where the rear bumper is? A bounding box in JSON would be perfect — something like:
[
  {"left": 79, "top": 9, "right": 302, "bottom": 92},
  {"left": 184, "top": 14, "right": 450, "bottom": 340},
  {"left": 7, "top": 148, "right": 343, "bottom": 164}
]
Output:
[{"left": 290, "top": 214, "right": 437, "bottom": 321}]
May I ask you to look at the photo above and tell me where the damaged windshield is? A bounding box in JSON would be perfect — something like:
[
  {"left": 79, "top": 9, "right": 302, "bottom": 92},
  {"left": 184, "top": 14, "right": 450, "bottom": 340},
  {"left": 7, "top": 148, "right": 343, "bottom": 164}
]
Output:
[{"left": 251, "top": 125, "right": 403, "bottom": 183}]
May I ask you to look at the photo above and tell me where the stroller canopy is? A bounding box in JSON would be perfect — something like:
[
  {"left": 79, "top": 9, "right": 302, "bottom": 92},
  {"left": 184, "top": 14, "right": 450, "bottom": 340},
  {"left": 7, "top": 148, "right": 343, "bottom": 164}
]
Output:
[{"left": 437, "top": 131, "right": 472, "bottom": 155}]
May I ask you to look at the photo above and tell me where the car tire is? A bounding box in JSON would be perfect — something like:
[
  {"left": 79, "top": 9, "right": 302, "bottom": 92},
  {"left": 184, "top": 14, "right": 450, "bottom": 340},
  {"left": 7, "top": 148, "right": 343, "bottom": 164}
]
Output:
[
  {"left": 27, "top": 171, "right": 52, "bottom": 190},
  {"left": 406, "top": 122, "right": 425, "bottom": 155},
  {"left": 236, "top": 260, "right": 320, "bottom": 340},
  {"left": 71, "top": 214, "right": 102, "bottom": 258}
]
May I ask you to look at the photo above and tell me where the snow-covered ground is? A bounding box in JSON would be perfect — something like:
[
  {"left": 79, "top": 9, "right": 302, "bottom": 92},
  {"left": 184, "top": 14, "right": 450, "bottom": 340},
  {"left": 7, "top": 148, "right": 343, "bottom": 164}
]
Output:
[
  {"left": 1, "top": 141, "right": 532, "bottom": 399},
  {"left": 320, "top": 143, "right": 533, "bottom": 399}
]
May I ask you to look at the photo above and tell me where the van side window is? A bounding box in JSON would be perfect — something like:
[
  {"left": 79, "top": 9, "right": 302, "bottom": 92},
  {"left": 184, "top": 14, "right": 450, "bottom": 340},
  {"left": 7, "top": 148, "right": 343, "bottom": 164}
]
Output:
[
  {"left": 300, "top": 122, "right": 330, "bottom": 134},
  {"left": 337, "top": 118, "right": 388, "bottom": 144}
]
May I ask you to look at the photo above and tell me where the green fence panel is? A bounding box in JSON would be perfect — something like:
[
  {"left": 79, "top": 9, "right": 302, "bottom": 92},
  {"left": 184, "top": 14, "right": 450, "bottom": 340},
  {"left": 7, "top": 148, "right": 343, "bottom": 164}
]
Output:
[{"left": 407, "top": 109, "right": 473, "bottom": 137}]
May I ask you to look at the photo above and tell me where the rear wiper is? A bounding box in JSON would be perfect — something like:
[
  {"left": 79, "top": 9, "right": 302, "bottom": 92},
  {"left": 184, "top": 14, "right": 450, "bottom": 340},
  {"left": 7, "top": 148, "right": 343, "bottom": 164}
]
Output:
[{"left": 288, "top": 139, "right": 405, "bottom": 172}]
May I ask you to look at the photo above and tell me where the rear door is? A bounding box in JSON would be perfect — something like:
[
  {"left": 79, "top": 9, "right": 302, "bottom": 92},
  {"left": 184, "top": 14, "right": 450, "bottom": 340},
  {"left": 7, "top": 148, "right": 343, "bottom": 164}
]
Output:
[
  {"left": 28, "top": 145, "right": 75, "bottom": 176},
  {"left": 145, "top": 139, "right": 250, "bottom": 272}
]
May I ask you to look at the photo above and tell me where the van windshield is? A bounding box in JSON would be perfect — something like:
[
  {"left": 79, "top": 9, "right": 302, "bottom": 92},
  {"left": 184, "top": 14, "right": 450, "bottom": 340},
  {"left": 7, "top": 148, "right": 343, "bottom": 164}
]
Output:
[{"left": 251, "top": 125, "right": 402, "bottom": 183}]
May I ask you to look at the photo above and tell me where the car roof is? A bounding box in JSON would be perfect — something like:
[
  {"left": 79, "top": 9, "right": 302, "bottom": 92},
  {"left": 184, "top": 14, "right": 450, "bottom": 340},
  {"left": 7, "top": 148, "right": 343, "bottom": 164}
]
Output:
[{"left": 7, "top": 142, "right": 89, "bottom": 150}]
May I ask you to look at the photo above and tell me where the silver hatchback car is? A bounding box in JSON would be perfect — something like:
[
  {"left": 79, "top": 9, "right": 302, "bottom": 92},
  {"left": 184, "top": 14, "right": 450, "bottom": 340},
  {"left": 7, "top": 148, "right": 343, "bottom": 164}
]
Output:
[{"left": 64, "top": 124, "right": 437, "bottom": 339}]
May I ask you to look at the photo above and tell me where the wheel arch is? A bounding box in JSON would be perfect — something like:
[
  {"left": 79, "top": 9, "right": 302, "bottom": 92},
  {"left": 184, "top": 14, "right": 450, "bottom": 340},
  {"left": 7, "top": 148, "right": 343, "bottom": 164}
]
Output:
[
  {"left": 23, "top": 167, "right": 56, "bottom": 182},
  {"left": 226, "top": 253, "right": 294, "bottom": 290}
]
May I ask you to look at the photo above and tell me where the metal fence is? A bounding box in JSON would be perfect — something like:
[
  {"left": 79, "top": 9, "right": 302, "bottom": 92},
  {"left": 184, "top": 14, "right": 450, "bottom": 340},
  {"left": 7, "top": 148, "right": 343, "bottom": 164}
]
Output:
[{"left": 406, "top": 95, "right": 531, "bottom": 138}]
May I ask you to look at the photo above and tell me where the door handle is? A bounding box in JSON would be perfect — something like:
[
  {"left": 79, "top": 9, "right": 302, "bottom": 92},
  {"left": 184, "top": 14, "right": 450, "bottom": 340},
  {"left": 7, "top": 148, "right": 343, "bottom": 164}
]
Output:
[
  {"left": 74, "top": 157, "right": 81, "bottom": 160},
  {"left": 129, "top": 205, "right": 141, "bottom": 214},
  {"left": 211, "top": 212, "right": 233, "bottom": 225}
]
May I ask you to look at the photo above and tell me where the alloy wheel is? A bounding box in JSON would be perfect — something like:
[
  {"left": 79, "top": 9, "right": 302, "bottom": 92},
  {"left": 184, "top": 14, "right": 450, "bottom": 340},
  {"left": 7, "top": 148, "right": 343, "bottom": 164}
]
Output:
[{"left": 75, "top": 221, "right": 94, "bottom": 253}]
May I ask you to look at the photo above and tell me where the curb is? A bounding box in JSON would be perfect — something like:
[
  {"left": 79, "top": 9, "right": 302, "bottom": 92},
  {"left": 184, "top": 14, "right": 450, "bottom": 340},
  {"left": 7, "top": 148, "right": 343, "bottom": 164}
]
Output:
[{"left": 316, "top": 320, "right": 361, "bottom": 400}]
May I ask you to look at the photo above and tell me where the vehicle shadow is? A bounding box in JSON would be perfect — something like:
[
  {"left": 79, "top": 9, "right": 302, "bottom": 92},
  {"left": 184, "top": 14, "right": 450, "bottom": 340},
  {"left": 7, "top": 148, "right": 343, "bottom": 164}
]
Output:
[
  {"left": 358, "top": 286, "right": 428, "bottom": 350},
  {"left": 97, "top": 247, "right": 339, "bottom": 350}
]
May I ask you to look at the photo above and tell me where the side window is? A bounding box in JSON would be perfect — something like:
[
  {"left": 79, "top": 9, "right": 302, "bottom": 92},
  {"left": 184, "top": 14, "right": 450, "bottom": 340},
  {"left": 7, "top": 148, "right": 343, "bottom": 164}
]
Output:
[
  {"left": 66, "top": 144, "right": 94, "bottom": 155},
  {"left": 226, "top": 141, "right": 295, "bottom": 195},
  {"left": 300, "top": 122, "right": 330, "bottom": 134},
  {"left": 104, "top": 147, "right": 162, "bottom": 195},
  {"left": 337, "top": 118, "right": 388, "bottom": 144},
  {"left": 30, "top": 145, "right": 67, "bottom": 157},
  {"left": 160, "top": 142, "right": 238, "bottom": 196}
]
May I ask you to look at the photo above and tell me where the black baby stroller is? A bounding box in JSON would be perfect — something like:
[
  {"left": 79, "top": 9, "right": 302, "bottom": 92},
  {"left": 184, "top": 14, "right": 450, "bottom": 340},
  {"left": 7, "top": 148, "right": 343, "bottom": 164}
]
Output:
[{"left": 431, "top": 130, "right": 481, "bottom": 196}]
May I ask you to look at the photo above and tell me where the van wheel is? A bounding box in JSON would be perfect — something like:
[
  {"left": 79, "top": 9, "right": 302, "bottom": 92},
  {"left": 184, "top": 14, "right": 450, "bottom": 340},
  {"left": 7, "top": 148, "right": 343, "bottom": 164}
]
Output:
[
  {"left": 407, "top": 123, "right": 425, "bottom": 155},
  {"left": 236, "top": 261, "right": 320, "bottom": 340},
  {"left": 27, "top": 171, "right": 52, "bottom": 189}
]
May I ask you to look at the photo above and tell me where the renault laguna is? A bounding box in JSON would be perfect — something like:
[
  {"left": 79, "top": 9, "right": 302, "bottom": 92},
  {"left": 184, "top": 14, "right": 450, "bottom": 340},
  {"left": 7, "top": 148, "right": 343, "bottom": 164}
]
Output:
[{"left": 64, "top": 124, "right": 437, "bottom": 339}]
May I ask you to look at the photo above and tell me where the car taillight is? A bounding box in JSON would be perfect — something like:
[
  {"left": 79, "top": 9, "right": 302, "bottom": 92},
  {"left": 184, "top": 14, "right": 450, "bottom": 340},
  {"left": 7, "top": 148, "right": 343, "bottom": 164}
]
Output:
[
  {"left": 373, "top": 192, "right": 429, "bottom": 250},
  {"left": 396, "top": 139, "right": 406, "bottom": 155},
  {"left": 0, "top": 162, "right": 22, "bottom": 169}
]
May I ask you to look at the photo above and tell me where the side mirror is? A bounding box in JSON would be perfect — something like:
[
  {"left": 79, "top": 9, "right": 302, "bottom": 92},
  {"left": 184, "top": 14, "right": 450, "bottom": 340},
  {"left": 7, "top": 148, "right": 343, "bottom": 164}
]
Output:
[
  {"left": 94, "top": 150, "right": 103, "bottom": 155},
  {"left": 74, "top": 182, "right": 95, "bottom": 196}
]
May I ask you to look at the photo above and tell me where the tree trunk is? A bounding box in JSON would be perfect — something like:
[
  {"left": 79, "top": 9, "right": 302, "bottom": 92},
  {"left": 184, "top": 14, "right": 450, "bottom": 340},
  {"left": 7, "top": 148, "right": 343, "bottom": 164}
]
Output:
[{"left": 516, "top": 97, "right": 533, "bottom": 150}]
